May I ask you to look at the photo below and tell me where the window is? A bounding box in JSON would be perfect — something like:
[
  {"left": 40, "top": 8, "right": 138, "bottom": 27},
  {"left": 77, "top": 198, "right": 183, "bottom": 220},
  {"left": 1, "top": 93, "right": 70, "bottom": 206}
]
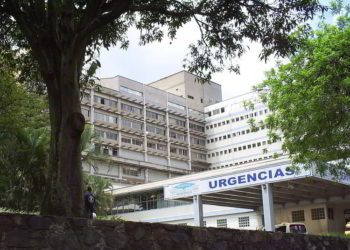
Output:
[
  {"left": 178, "top": 148, "right": 188, "bottom": 156},
  {"left": 94, "top": 95, "right": 118, "bottom": 108},
  {"left": 122, "top": 137, "right": 143, "bottom": 146},
  {"left": 213, "top": 108, "right": 220, "bottom": 115},
  {"left": 95, "top": 129, "right": 118, "bottom": 141},
  {"left": 275, "top": 226, "right": 286, "bottom": 233},
  {"left": 217, "top": 219, "right": 227, "bottom": 228},
  {"left": 292, "top": 210, "right": 305, "bottom": 222},
  {"left": 121, "top": 103, "right": 142, "bottom": 115},
  {"left": 95, "top": 112, "right": 117, "bottom": 123},
  {"left": 238, "top": 217, "right": 250, "bottom": 227},
  {"left": 147, "top": 142, "right": 156, "bottom": 149},
  {"left": 187, "top": 95, "right": 194, "bottom": 99},
  {"left": 112, "top": 148, "right": 118, "bottom": 156},
  {"left": 168, "top": 101, "right": 185, "bottom": 110},
  {"left": 169, "top": 117, "right": 186, "bottom": 127},
  {"left": 103, "top": 146, "right": 109, "bottom": 155},
  {"left": 327, "top": 208, "right": 334, "bottom": 220},
  {"left": 122, "top": 118, "right": 143, "bottom": 131},
  {"left": 120, "top": 86, "right": 143, "bottom": 97},
  {"left": 146, "top": 124, "right": 166, "bottom": 136},
  {"left": 146, "top": 110, "right": 165, "bottom": 121},
  {"left": 190, "top": 137, "right": 205, "bottom": 145},
  {"left": 189, "top": 123, "right": 205, "bottom": 132},
  {"left": 122, "top": 167, "right": 140, "bottom": 176},
  {"left": 201, "top": 98, "right": 203, "bottom": 103},
  {"left": 170, "top": 131, "right": 187, "bottom": 141},
  {"left": 311, "top": 208, "right": 325, "bottom": 220},
  {"left": 221, "top": 107, "right": 225, "bottom": 113}
]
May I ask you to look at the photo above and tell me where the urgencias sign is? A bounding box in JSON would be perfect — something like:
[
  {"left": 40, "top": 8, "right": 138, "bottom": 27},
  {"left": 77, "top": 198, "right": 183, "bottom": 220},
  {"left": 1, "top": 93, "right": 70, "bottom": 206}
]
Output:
[{"left": 164, "top": 165, "right": 308, "bottom": 199}]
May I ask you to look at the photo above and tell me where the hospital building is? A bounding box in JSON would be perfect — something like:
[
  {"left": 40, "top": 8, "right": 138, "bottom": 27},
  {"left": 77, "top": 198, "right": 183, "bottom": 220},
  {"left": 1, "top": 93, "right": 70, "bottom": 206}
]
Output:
[{"left": 81, "top": 71, "right": 350, "bottom": 235}]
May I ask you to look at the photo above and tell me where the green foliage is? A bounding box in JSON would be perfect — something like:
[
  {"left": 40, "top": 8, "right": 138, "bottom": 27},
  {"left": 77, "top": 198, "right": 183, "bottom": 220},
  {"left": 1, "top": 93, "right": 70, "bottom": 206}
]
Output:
[
  {"left": 258, "top": 14, "right": 350, "bottom": 176},
  {"left": 0, "top": 1, "right": 326, "bottom": 82},
  {"left": 83, "top": 174, "right": 113, "bottom": 216},
  {"left": 0, "top": 127, "right": 50, "bottom": 212},
  {"left": 0, "top": 62, "right": 50, "bottom": 212}
]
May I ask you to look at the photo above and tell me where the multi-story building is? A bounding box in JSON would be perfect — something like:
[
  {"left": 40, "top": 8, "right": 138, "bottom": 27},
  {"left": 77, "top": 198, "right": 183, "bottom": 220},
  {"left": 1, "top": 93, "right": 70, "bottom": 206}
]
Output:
[
  {"left": 204, "top": 92, "right": 284, "bottom": 170},
  {"left": 81, "top": 71, "right": 221, "bottom": 186}
]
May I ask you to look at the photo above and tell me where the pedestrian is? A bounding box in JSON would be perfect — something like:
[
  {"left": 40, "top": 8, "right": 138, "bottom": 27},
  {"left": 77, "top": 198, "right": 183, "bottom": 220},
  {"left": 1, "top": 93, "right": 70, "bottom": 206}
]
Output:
[{"left": 84, "top": 186, "right": 96, "bottom": 219}]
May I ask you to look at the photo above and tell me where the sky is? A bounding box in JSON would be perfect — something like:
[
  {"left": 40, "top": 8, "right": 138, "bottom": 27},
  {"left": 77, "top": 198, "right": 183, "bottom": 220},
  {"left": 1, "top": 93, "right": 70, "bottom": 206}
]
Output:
[{"left": 96, "top": 1, "right": 336, "bottom": 100}]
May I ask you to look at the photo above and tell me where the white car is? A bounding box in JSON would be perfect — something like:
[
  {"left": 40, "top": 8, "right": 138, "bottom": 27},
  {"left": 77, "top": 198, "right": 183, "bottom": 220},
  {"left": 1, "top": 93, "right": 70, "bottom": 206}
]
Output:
[
  {"left": 275, "top": 222, "right": 308, "bottom": 234},
  {"left": 345, "top": 222, "right": 350, "bottom": 235}
]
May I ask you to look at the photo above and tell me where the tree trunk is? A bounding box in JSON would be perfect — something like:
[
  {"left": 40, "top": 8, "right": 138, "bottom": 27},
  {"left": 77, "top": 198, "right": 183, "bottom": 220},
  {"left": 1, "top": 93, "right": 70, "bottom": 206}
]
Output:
[{"left": 40, "top": 48, "right": 85, "bottom": 217}]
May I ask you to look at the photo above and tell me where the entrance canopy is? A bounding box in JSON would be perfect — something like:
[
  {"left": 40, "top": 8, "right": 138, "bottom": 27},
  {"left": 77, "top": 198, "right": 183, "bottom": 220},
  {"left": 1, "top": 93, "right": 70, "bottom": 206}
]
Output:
[
  {"left": 112, "top": 157, "right": 350, "bottom": 230},
  {"left": 163, "top": 160, "right": 350, "bottom": 210}
]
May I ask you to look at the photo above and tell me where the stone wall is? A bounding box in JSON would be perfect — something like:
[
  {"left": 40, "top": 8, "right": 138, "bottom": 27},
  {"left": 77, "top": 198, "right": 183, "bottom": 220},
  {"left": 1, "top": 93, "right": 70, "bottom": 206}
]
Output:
[{"left": 0, "top": 213, "right": 349, "bottom": 250}]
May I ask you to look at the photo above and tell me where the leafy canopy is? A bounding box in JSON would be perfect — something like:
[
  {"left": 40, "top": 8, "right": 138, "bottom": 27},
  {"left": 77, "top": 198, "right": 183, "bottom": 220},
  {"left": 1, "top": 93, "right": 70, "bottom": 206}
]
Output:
[
  {"left": 0, "top": 0, "right": 325, "bottom": 84},
  {"left": 257, "top": 8, "right": 350, "bottom": 176}
]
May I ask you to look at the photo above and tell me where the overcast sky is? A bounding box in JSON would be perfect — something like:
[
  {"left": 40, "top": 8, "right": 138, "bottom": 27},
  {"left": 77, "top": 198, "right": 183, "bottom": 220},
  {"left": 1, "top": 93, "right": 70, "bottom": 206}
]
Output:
[{"left": 96, "top": 1, "right": 334, "bottom": 100}]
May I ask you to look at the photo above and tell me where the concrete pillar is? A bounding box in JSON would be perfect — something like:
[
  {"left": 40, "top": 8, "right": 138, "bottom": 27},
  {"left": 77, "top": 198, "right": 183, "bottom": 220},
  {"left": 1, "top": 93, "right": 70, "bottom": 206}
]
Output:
[
  {"left": 193, "top": 195, "right": 204, "bottom": 227},
  {"left": 261, "top": 183, "right": 275, "bottom": 231}
]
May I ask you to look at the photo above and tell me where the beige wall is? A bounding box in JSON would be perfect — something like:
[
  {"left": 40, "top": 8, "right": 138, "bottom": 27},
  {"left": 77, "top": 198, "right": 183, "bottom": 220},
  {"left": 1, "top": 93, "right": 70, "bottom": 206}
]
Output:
[
  {"left": 274, "top": 201, "right": 349, "bottom": 235},
  {"left": 148, "top": 71, "right": 222, "bottom": 111}
]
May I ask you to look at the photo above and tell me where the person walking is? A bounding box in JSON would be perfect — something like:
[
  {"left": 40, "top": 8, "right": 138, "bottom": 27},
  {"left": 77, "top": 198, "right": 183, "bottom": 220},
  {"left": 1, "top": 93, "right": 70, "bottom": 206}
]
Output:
[{"left": 84, "top": 186, "right": 96, "bottom": 219}]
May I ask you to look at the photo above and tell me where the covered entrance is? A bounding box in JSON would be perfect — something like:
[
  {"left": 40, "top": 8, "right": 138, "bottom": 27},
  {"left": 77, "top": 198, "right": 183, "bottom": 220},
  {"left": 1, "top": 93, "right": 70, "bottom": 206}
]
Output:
[{"left": 164, "top": 158, "right": 350, "bottom": 231}]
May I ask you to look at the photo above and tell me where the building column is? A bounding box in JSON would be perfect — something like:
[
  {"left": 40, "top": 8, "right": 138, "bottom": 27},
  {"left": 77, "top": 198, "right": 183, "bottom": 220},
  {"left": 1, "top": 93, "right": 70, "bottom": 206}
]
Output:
[
  {"left": 166, "top": 93, "right": 171, "bottom": 166},
  {"left": 261, "top": 183, "right": 275, "bottom": 232},
  {"left": 185, "top": 98, "right": 192, "bottom": 171},
  {"left": 193, "top": 195, "right": 204, "bottom": 227}
]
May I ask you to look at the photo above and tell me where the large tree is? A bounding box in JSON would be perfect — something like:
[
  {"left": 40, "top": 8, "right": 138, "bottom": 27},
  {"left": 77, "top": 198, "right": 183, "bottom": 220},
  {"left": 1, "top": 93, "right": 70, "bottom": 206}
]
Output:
[
  {"left": 0, "top": 0, "right": 325, "bottom": 216},
  {"left": 257, "top": 11, "right": 350, "bottom": 176}
]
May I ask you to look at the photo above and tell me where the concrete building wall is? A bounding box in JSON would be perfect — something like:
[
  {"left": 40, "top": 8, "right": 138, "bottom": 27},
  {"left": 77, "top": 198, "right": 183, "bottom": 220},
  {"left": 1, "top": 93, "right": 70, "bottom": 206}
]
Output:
[
  {"left": 149, "top": 71, "right": 222, "bottom": 111},
  {"left": 82, "top": 73, "right": 209, "bottom": 186}
]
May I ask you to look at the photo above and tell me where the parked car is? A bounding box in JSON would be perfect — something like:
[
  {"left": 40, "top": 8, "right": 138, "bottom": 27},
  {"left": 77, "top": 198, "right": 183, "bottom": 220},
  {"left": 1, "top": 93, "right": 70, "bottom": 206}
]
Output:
[
  {"left": 345, "top": 222, "right": 350, "bottom": 235},
  {"left": 275, "top": 222, "right": 308, "bottom": 234}
]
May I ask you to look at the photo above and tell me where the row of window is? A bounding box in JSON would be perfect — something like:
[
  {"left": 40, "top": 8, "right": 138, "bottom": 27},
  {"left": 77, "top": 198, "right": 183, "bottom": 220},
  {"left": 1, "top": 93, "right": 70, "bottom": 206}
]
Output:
[
  {"left": 121, "top": 103, "right": 143, "bottom": 115},
  {"left": 169, "top": 117, "right": 186, "bottom": 127},
  {"left": 170, "top": 131, "right": 187, "bottom": 142},
  {"left": 94, "top": 95, "right": 118, "bottom": 108},
  {"left": 168, "top": 101, "right": 185, "bottom": 110},
  {"left": 207, "top": 107, "right": 225, "bottom": 117},
  {"left": 170, "top": 147, "right": 188, "bottom": 156},
  {"left": 206, "top": 126, "right": 266, "bottom": 144},
  {"left": 86, "top": 99, "right": 205, "bottom": 132},
  {"left": 291, "top": 208, "right": 334, "bottom": 222},
  {"left": 95, "top": 129, "right": 118, "bottom": 141},
  {"left": 121, "top": 136, "right": 143, "bottom": 146},
  {"left": 94, "top": 144, "right": 118, "bottom": 156},
  {"left": 95, "top": 112, "right": 118, "bottom": 124},
  {"left": 206, "top": 109, "right": 268, "bottom": 130},
  {"left": 147, "top": 141, "right": 167, "bottom": 151},
  {"left": 208, "top": 140, "right": 273, "bottom": 159},
  {"left": 147, "top": 124, "right": 166, "bottom": 136},
  {"left": 210, "top": 154, "right": 278, "bottom": 170},
  {"left": 146, "top": 110, "right": 165, "bottom": 121},
  {"left": 216, "top": 216, "right": 250, "bottom": 228},
  {"left": 191, "top": 137, "right": 205, "bottom": 146},
  {"left": 122, "top": 167, "right": 141, "bottom": 176},
  {"left": 120, "top": 86, "right": 143, "bottom": 97},
  {"left": 112, "top": 191, "right": 190, "bottom": 214},
  {"left": 121, "top": 118, "right": 143, "bottom": 131}
]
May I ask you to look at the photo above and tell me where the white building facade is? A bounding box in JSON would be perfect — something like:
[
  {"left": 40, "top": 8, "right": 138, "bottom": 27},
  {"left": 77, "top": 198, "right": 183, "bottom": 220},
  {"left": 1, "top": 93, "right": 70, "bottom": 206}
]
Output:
[{"left": 205, "top": 92, "right": 284, "bottom": 170}]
